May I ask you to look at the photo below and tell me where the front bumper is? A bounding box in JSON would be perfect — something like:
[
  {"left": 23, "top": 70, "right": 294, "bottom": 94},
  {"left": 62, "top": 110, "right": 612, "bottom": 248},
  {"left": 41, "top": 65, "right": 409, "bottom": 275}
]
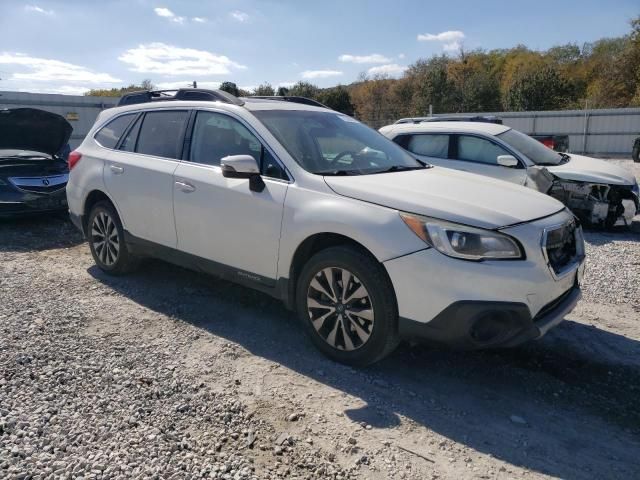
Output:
[
  {"left": 0, "top": 186, "right": 68, "bottom": 217},
  {"left": 398, "top": 284, "right": 581, "bottom": 348},
  {"left": 384, "top": 209, "right": 585, "bottom": 349}
]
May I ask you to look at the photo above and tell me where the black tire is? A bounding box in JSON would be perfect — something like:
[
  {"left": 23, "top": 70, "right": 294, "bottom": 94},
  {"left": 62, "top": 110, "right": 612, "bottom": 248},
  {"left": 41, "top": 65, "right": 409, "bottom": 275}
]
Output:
[
  {"left": 295, "top": 246, "right": 400, "bottom": 366},
  {"left": 87, "top": 201, "right": 138, "bottom": 275},
  {"left": 632, "top": 145, "right": 640, "bottom": 163}
]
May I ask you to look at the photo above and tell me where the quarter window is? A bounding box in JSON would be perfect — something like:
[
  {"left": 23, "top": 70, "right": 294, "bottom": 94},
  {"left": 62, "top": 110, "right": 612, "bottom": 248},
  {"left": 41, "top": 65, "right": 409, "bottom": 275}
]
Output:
[
  {"left": 407, "top": 134, "right": 449, "bottom": 158},
  {"left": 456, "top": 135, "right": 510, "bottom": 166},
  {"left": 94, "top": 114, "right": 135, "bottom": 149},
  {"left": 135, "top": 111, "right": 189, "bottom": 159}
]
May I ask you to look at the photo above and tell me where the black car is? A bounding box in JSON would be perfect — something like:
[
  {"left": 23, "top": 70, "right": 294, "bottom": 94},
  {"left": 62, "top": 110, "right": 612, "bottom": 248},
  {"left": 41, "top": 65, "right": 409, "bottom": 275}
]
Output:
[{"left": 0, "top": 108, "right": 72, "bottom": 217}]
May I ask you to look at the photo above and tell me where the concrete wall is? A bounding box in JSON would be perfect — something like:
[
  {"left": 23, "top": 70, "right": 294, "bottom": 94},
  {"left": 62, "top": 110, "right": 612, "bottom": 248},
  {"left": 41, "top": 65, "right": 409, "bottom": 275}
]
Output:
[
  {"left": 436, "top": 108, "right": 640, "bottom": 156},
  {"left": 0, "top": 91, "right": 118, "bottom": 149}
]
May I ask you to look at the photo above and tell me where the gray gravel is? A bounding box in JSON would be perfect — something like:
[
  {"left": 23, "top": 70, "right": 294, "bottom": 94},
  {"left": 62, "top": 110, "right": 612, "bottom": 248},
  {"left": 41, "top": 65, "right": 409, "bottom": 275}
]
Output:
[{"left": 1, "top": 158, "right": 639, "bottom": 480}]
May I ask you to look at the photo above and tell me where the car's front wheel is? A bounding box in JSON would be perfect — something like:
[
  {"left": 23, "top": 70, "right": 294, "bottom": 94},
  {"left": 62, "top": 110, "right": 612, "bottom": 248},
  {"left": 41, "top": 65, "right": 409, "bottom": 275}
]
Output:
[
  {"left": 296, "top": 246, "right": 399, "bottom": 366},
  {"left": 87, "top": 201, "right": 138, "bottom": 275}
]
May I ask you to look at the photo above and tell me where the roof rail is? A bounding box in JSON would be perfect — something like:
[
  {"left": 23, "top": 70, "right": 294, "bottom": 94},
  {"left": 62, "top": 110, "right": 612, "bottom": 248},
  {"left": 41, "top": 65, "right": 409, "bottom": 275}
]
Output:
[
  {"left": 250, "top": 96, "right": 328, "bottom": 108},
  {"left": 395, "top": 115, "right": 503, "bottom": 125},
  {"left": 117, "top": 88, "right": 245, "bottom": 107}
]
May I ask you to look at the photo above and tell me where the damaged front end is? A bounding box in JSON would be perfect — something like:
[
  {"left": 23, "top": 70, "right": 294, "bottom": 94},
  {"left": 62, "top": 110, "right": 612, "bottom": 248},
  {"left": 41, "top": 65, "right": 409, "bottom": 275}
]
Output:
[{"left": 547, "top": 179, "right": 638, "bottom": 228}]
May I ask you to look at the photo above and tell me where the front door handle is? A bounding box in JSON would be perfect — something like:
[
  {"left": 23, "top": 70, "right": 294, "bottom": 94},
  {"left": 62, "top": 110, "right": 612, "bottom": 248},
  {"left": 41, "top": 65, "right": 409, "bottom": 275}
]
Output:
[
  {"left": 175, "top": 180, "right": 196, "bottom": 193},
  {"left": 110, "top": 165, "right": 124, "bottom": 174}
]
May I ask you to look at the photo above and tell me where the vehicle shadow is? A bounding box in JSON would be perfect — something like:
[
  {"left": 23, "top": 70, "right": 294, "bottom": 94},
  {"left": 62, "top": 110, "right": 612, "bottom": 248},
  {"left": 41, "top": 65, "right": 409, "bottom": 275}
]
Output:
[
  {"left": 89, "top": 260, "right": 640, "bottom": 479},
  {"left": 0, "top": 213, "right": 84, "bottom": 252}
]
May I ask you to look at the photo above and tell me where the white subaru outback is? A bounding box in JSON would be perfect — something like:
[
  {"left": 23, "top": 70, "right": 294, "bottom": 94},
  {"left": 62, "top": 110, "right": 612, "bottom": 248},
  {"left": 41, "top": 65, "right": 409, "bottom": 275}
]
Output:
[{"left": 66, "top": 89, "right": 586, "bottom": 365}]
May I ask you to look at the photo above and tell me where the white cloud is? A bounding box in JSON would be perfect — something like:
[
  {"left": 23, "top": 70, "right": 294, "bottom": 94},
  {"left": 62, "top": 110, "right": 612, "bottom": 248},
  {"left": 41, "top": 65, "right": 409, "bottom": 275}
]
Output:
[
  {"left": 230, "top": 10, "right": 249, "bottom": 22},
  {"left": 417, "top": 30, "right": 465, "bottom": 52},
  {"left": 398, "top": 53, "right": 406, "bottom": 59},
  {"left": 25, "top": 5, "right": 54, "bottom": 15},
  {"left": 277, "top": 81, "right": 296, "bottom": 89},
  {"left": 154, "top": 7, "right": 185, "bottom": 24},
  {"left": 338, "top": 54, "right": 391, "bottom": 64},
  {"left": 0, "top": 52, "right": 121, "bottom": 84},
  {"left": 301, "top": 70, "right": 343, "bottom": 80},
  {"left": 417, "top": 30, "right": 465, "bottom": 42},
  {"left": 367, "top": 64, "right": 407, "bottom": 77},
  {"left": 118, "top": 43, "right": 246, "bottom": 76},
  {"left": 156, "top": 80, "right": 222, "bottom": 90},
  {"left": 192, "top": 17, "right": 207, "bottom": 23}
]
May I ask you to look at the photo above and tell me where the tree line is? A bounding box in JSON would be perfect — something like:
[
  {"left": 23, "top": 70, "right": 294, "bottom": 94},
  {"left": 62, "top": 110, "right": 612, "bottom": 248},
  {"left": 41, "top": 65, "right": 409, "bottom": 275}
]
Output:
[{"left": 86, "top": 16, "right": 639, "bottom": 126}]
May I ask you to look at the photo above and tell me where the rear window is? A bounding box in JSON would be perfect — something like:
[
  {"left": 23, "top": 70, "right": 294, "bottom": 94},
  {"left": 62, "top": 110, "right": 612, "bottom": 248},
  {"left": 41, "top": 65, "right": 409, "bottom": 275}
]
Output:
[
  {"left": 94, "top": 114, "right": 136, "bottom": 149},
  {"left": 135, "top": 111, "right": 189, "bottom": 159}
]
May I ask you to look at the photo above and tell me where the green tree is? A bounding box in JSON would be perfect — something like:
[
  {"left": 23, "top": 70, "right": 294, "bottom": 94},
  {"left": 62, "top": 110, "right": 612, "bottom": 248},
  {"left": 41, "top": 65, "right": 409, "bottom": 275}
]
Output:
[
  {"left": 318, "top": 85, "right": 354, "bottom": 114},
  {"left": 504, "top": 66, "right": 574, "bottom": 111},
  {"left": 287, "top": 81, "right": 320, "bottom": 99},
  {"left": 276, "top": 86, "right": 290, "bottom": 96},
  {"left": 219, "top": 81, "right": 240, "bottom": 96},
  {"left": 252, "top": 83, "right": 275, "bottom": 96}
]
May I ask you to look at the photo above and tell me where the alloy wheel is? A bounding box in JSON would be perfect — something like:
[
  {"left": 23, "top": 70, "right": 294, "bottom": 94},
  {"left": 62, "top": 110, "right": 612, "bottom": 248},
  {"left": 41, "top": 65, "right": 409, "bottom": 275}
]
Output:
[
  {"left": 306, "top": 267, "right": 374, "bottom": 351},
  {"left": 91, "top": 211, "right": 120, "bottom": 266}
]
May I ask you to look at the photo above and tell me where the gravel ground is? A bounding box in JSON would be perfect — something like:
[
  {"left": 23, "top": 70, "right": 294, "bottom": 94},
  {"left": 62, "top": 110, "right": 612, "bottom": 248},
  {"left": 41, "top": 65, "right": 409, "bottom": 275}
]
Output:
[{"left": 1, "top": 159, "right": 639, "bottom": 479}]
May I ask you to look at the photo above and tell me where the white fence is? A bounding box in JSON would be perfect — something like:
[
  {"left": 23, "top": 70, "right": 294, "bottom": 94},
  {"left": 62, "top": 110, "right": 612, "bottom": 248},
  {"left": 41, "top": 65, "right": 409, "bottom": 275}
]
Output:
[{"left": 437, "top": 108, "right": 640, "bottom": 156}]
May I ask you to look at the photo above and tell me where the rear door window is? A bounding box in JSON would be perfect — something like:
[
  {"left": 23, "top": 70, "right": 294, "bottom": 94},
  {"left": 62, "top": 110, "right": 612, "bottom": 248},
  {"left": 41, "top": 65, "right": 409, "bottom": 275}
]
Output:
[
  {"left": 407, "top": 134, "right": 449, "bottom": 158},
  {"left": 135, "top": 110, "right": 189, "bottom": 159},
  {"left": 94, "top": 114, "right": 136, "bottom": 149}
]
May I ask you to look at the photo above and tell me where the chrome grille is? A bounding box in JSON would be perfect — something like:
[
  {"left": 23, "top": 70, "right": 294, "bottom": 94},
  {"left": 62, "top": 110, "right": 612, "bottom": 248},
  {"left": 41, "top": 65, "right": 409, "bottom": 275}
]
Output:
[{"left": 8, "top": 174, "right": 68, "bottom": 194}]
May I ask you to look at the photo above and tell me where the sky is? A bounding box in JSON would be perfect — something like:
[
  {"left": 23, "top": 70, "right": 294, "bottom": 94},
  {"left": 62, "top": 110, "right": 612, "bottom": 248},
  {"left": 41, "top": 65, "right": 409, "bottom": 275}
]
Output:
[{"left": 0, "top": 0, "right": 638, "bottom": 95}]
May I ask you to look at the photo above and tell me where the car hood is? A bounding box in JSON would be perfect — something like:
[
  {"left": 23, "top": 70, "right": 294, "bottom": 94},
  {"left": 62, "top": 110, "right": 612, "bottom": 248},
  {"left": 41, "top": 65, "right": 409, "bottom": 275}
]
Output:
[
  {"left": 546, "top": 154, "right": 636, "bottom": 185},
  {"left": 0, "top": 108, "right": 73, "bottom": 156},
  {"left": 324, "top": 167, "right": 564, "bottom": 229}
]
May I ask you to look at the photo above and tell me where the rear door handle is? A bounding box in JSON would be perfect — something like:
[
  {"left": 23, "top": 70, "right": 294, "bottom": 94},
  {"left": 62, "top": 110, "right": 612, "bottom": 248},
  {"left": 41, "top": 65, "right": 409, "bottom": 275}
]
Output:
[
  {"left": 110, "top": 165, "right": 124, "bottom": 174},
  {"left": 175, "top": 180, "right": 196, "bottom": 193}
]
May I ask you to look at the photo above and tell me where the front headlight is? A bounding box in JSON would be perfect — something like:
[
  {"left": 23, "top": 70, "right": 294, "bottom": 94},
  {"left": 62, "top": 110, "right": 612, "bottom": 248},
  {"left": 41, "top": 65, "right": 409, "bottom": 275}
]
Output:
[{"left": 400, "top": 212, "right": 524, "bottom": 261}]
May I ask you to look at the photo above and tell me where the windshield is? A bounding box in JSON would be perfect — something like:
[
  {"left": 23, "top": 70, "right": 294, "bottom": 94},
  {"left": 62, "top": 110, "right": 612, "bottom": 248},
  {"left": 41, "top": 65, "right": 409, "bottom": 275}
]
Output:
[
  {"left": 497, "top": 129, "right": 564, "bottom": 165},
  {"left": 252, "top": 110, "right": 423, "bottom": 175}
]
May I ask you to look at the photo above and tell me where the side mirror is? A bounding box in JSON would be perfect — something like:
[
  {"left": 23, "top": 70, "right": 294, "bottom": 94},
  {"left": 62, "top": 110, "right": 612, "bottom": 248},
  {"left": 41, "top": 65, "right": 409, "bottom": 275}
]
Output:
[
  {"left": 221, "top": 154, "right": 260, "bottom": 178},
  {"left": 497, "top": 155, "right": 519, "bottom": 168},
  {"left": 221, "top": 154, "right": 265, "bottom": 192}
]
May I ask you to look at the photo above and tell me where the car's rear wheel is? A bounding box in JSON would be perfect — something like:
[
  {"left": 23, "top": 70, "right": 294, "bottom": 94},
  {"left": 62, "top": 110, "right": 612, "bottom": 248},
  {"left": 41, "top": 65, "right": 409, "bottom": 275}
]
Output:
[
  {"left": 87, "top": 201, "right": 138, "bottom": 275},
  {"left": 632, "top": 144, "right": 640, "bottom": 163},
  {"left": 296, "top": 246, "right": 399, "bottom": 366}
]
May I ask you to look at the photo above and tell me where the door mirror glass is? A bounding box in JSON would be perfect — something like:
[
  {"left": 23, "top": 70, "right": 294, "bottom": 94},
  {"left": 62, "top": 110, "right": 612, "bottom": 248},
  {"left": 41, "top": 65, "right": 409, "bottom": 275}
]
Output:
[
  {"left": 221, "top": 154, "right": 260, "bottom": 178},
  {"left": 497, "top": 155, "right": 519, "bottom": 168}
]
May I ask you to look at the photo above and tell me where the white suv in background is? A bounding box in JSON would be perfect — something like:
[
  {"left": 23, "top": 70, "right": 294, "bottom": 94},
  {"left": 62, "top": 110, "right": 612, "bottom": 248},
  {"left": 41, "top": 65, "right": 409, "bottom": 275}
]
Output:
[
  {"left": 66, "top": 89, "right": 586, "bottom": 365},
  {"left": 380, "top": 120, "right": 639, "bottom": 228}
]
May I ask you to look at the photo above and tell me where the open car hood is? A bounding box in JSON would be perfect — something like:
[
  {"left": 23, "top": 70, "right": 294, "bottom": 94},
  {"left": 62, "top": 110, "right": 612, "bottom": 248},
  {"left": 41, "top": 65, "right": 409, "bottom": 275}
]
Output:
[
  {"left": 0, "top": 108, "right": 72, "bottom": 156},
  {"left": 546, "top": 154, "right": 636, "bottom": 186},
  {"left": 324, "top": 167, "right": 564, "bottom": 230}
]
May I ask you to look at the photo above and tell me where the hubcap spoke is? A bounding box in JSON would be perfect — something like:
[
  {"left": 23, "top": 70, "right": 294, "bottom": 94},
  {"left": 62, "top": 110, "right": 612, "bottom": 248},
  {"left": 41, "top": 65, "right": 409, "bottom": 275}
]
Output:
[
  {"left": 307, "top": 266, "right": 374, "bottom": 352},
  {"left": 92, "top": 211, "right": 119, "bottom": 267}
]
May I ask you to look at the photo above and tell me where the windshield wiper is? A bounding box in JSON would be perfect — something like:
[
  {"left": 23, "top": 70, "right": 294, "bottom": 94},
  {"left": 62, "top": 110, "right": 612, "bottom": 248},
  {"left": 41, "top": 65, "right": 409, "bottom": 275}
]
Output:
[
  {"left": 319, "top": 169, "right": 361, "bottom": 176},
  {"left": 371, "top": 165, "right": 429, "bottom": 174}
]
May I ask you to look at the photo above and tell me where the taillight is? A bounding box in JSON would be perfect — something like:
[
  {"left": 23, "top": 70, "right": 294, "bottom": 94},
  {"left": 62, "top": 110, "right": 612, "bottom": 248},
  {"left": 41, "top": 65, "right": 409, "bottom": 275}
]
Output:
[{"left": 68, "top": 151, "right": 82, "bottom": 170}]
